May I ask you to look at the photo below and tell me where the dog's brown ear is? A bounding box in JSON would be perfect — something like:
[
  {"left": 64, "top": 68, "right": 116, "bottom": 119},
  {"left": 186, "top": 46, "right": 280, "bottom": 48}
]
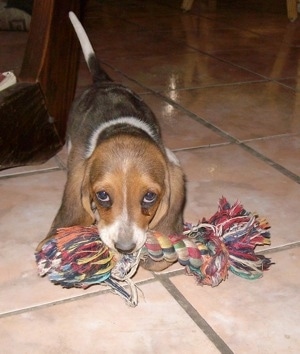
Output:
[
  {"left": 150, "top": 160, "right": 185, "bottom": 235},
  {"left": 52, "top": 163, "right": 94, "bottom": 230},
  {"left": 80, "top": 161, "right": 96, "bottom": 222},
  {"left": 148, "top": 173, "right": 170, "bottom": 230},
  {"left": 36, "top": 160, "right": 96, "bottom": 251}
]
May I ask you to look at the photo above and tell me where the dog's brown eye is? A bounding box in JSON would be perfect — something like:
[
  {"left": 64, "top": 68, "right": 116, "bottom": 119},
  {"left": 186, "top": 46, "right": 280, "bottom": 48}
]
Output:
[
  {"left": 142, "top": 192, "right": 157, "bottom": 206},
  {"left": 96, "top": 191, "right": 112, "bottom": 207}
]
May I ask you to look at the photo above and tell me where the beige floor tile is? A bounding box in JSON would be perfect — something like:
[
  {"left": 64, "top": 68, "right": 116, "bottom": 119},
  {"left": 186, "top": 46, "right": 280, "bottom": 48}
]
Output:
[
  {"left": 0, "top": 170, "right": 154, "bottom": 314},
  {"left": 142, "top": 94, "right": 228, "bottom": 149},
  {"left": 128, "top": 11, "right": 229, "bottom": 33},
  {"left": 108, "top": 52, "right": 263, "bottom": 92},
  {"left": 165, "top": 81, "right": 298, "bottom": 140},
  {"left": 212, "top": 45, "right": 300, "bottom": 80},
  {"left": 246, "top": 135, "right": 300, "bottom": 177},
  {"left": 0, "top": 282, "right": 220, "bottom": 354},
  {"left": 170, "top": 247, "right": 300, "bottom": 354},
  {"left": 0, "top": 157, "right": 61, "bottom": 178},
  {"left": 196, "top": 5, "right": 289, "bottom": 33},
  {"left": 91, "top": 30, "right": 196, "bottom": 61},
  {"left": 278, "top": 78, "right": 300, "bottom": 91},
  {"left": 175, "top": 145, "right": 300, "bottom": 247},
  {"left": 0, "top": 171, "right": 66, "bottom": 242},
  {"left": 165, "top": 23, "right": 266, "bottom": 54}
]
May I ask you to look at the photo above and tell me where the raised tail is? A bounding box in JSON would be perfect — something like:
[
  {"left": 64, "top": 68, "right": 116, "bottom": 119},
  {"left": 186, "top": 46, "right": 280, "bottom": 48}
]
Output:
[{"left": 69, "top": 11, "right": 111, "bottom": 83}]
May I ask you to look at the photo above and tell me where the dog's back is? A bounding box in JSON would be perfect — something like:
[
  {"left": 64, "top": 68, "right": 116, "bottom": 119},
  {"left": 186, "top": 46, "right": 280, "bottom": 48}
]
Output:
[
  {"left": 36, "top": 13, "right": 185, "bottom": 263},
  {"left": 68, "top": 12, "right": 163, "bottom": 158}
]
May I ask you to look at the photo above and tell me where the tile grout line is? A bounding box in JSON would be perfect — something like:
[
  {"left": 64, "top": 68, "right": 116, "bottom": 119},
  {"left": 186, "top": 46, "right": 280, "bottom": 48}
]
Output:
[
  {"left": 151, "top": 90, "right": 300, "bottom": 185},
  {"left": 0, "top": 167, "right": 62, "bottom": 180},
  {"left": 257, "top": 241, "right": 300, "bottom": 255},
  {"left": 154, "top": 273, "right": 234, "bottom": 354},
  {"left": 2, "top": 240, "right": 299, "bottom": 319},
  {"left": 239, "top": 143, "right": 300, "bottom": 184},
  {"left": 154, "top": 92, "right": 300, "bottom": 184},
  {"left": 99, "top": 54, "right": 300, "bottom": 185},
  {"left": 0, "top": 288, "right": 113, "bottom": 319},
  {"left": 140, "top": 3, "right": 296, "bottom": 92}
]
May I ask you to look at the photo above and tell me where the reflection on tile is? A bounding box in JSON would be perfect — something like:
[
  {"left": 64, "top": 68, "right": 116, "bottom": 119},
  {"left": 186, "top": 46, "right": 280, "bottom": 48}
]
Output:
[
  {"left": 91, "top": 30, "right": 196, "bottom": 60},
  {"left": 171, "top": 247, "right": 300, "bottom": 353},
  {"left": 141, "top": 94, "right": 228, "bottom": 149},
  {"left": 109, "top": 52, "right": 263, "bottom": 91},
  {"left": 165, "top": 82, "right": 298, "bottom": 140},
  {"left": 212, "top": 45, "right": 300, "bottom": 79}
]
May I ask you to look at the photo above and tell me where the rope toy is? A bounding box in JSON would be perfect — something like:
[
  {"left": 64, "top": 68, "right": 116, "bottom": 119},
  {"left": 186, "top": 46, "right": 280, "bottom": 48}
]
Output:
[{"left": 35, "top": 197, "right": 272, "bottom": 306}]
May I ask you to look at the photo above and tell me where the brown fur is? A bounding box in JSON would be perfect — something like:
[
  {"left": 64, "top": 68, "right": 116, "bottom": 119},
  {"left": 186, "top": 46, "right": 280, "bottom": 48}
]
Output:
[{"left": 36, "top": 13, "right": 186, "bottom": 272}]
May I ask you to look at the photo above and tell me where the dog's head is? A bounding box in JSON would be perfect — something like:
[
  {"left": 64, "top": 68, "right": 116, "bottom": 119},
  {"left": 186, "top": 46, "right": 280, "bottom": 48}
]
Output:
[{"left": 81, "top": 135, "right": 171, "bottom": 254}]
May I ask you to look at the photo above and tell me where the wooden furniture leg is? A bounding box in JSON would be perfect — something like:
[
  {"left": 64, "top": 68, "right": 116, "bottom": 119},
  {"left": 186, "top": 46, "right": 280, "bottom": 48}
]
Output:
[
  {"left": 287, "top": 0, "right": 298, "bottom": 21},
  {"left": 0, "top": 0, "right": 84, "bottom": 170},
  {"left": 181, "top": 0, "right": 194, "bottom": 12}
]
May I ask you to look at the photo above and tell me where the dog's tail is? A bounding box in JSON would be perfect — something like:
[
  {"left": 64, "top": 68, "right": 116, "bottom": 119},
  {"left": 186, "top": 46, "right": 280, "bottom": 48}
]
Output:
[{"left": 69, "top": 11, "right": 111, "bottom": 83}]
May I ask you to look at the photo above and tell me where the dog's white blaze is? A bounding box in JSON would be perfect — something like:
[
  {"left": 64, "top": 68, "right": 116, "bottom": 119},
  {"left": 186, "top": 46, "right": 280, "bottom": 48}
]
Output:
[
  {"left": 99, "top": 178, "right": 146, "bottom": 252},
  {"left": 99, "top": 220, "right": 146, "bottom": 252},
  {"left": 86, "top": 116, "right": 157, "bottom": 158},
  {"left": 121, "top": 180, "right": 128, "bottom": 224},
  {"left": 69, "top": 12, "right": 95, "bottom": 66}
]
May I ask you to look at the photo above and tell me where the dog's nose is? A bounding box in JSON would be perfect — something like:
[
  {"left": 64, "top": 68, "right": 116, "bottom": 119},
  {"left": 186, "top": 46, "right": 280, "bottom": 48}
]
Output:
[{"left": 115, "top": 242, "right": 136, "bottom": 254}]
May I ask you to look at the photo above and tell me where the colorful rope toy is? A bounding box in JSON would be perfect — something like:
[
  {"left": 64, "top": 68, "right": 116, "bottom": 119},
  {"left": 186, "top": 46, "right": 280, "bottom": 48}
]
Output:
[{"left": 35, "top": 197, "right": 272, "bottom": 306}]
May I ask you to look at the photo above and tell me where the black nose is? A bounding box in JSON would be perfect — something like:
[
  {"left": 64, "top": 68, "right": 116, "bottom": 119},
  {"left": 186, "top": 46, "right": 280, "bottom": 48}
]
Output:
[{"left": 115, "top": 242, "right": 136, "bottom": 254}]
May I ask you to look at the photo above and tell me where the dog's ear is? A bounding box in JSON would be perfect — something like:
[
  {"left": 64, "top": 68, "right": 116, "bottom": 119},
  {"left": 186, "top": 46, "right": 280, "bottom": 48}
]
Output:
[
  {"left": 149, "top": 157, "right": 185, "bottom": 235},
  {"left": 36, "top": 159, "right": 96, "bottom": 252},
  {"left": 81, "top": 161, "right": 97, "bottom": 222},
  {"left": 148, "top": 171, "right": 170, "bottom": 230}
]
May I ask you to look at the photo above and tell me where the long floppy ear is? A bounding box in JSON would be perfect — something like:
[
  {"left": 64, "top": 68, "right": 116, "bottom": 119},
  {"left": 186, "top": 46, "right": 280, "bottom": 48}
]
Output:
[
  {"left": 150, "top": 150, "right": 185, "bottom": 235},
  {"left": 148, "top": 170, "right": 170, "bottom": 230},
  {"left": 80, "top": 160, "right": 96, "bottom": 222},
  {"left": 36, "top": 159, "right": 96, "bottom": 251}
]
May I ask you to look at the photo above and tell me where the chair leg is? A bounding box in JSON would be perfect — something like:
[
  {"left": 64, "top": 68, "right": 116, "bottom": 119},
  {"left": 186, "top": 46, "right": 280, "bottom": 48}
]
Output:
[
  {"left": 181, "top": 0, "right": 194, "bottom": 12},
  {"left": 0, "top": 0, "right": 84, "bottom": 170},
  {"left": 19, "top": 0, "right": 83, "bottom": 139},
  {"left": 0, "top": 83, "right": 62, "bottom": 170},
  {"left": 286, "top": 0, "right": 298, "bottom": 21}
]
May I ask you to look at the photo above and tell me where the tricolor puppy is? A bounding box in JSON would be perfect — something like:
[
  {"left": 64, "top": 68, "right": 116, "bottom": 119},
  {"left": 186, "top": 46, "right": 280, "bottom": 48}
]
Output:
[{"left": 37, "top": 12, "right": 185, "bottom": 268}]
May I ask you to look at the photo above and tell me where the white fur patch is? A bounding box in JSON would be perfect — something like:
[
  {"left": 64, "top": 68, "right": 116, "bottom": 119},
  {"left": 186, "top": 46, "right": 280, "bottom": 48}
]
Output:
[
  {"left": 99, "top": 221, "right": 147, "bottom": 253},
  {"left": 165, "top": 147, "right": 180, "bottom": 166},
  {"left": 98, "top": 184, "right": 147, "bottom": 252},
  {"left": 69, "top": 12, "right": 95, "bottom": 66},
  {"left": 85, "top": 116, "right": 157, "bottom": 158}
]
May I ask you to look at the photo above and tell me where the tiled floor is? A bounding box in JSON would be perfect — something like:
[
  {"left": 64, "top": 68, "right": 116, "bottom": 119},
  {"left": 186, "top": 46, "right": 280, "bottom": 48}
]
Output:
[{"left": 1, "top": 0, "right": 300, "bottom": 353}]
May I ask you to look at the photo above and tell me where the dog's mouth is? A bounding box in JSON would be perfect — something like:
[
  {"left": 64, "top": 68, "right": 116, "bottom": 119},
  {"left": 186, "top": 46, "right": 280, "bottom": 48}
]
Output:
[{"left": 114, "top": 242, "right": 137, "bottom": 254}]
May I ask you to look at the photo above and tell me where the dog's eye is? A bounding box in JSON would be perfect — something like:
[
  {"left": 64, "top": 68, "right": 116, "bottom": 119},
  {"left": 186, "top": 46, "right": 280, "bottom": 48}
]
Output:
[
  {"left": 96, "top": 191, "right": 112, "bottom": 207},
  {"left": 142, "top": 192, "right": 157, "bottom": 205}
]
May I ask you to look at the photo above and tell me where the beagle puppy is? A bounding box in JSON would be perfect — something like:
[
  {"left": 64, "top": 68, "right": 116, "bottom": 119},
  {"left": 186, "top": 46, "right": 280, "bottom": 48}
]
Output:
[{"left": 37, "top": 13, "right": 185, "bottom": 270}]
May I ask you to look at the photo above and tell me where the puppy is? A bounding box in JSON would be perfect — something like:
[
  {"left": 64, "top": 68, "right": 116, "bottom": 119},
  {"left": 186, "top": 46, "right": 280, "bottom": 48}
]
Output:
[{"left": 37, "top": 12, "right": 185, "bottom": 270}]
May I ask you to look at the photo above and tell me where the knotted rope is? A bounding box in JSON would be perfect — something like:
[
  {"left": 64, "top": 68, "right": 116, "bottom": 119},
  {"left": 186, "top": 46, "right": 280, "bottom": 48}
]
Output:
[{"left": 35, "top": 197, "right": 272, "bottom": 306}]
